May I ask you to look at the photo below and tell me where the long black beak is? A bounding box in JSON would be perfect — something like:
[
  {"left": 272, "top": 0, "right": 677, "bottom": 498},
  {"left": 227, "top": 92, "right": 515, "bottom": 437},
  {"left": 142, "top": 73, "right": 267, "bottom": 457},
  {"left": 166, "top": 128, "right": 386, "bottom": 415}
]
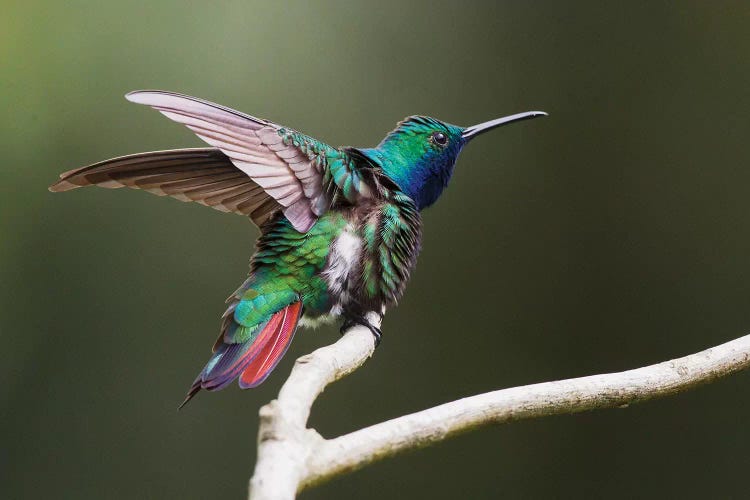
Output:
[{"left": 462, "top": 111, "right": 547, "bottom": 141}]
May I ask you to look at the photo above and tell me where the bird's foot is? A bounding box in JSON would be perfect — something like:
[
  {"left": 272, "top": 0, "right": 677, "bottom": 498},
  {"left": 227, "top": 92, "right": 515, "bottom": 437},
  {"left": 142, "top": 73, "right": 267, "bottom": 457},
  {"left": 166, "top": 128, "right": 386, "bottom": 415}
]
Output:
[{"left": 340, "top": 316, "right": 382, "bottom": 347}]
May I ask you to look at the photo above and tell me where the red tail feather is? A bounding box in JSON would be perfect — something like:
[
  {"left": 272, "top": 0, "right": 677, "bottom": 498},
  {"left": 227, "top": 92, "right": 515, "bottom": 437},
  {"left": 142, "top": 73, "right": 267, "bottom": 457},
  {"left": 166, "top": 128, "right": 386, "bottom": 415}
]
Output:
[
  {"left": 179, "top": 301, "right": 303, "bottom": 409},
  {"left": 239, "top": 301, "right": 302, "bottom": 388}
]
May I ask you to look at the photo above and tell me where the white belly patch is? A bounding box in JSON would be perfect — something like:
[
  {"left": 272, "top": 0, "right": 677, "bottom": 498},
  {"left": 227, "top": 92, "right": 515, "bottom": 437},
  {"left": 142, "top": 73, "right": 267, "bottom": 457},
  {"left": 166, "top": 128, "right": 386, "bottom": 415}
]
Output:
[
  {"left": 299, "top": 225, "right": 362, "bottom": 329},
  {"left": 317, "top": 224, "right": 362, "bottom": 317}
]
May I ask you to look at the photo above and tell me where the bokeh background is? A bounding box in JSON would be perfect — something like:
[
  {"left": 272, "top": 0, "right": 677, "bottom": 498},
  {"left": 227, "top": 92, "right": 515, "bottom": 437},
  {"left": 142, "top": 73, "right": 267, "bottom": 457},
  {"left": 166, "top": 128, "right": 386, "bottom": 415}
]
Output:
[{"left": 4, "top": 1, "right": 750, "bottom": 498}]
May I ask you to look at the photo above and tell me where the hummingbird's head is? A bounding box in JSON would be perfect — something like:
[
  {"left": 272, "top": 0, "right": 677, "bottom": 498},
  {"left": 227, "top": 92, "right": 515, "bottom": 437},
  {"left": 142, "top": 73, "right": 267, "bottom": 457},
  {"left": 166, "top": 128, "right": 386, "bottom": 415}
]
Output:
[{"left": 358, "top": 111, "right": 546, "bottom": 210}]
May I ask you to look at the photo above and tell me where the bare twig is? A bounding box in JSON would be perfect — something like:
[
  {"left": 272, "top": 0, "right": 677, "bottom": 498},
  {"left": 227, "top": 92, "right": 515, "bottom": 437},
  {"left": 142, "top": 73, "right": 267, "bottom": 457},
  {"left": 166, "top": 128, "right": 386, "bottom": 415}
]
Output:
[{"left": 249, "top": 326, "right": 750, "bottom": 499}]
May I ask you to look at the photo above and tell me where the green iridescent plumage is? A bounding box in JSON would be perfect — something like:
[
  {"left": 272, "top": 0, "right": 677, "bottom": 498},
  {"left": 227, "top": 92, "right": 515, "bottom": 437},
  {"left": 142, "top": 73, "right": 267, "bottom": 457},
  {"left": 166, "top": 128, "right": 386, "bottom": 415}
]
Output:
[
  {"left": 233, "top": 211, "right": 350, "bottom": 325},
  {"left": 49, "top": 90, "right": 545, "bottom": 404}
]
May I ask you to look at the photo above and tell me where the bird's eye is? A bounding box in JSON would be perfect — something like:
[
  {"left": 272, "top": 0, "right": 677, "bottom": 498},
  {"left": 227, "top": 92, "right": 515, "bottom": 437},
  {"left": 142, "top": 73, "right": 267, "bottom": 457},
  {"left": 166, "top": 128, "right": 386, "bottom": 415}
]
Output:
[{"left": 431, "top": 131, "right": 448, "bottom": 146}]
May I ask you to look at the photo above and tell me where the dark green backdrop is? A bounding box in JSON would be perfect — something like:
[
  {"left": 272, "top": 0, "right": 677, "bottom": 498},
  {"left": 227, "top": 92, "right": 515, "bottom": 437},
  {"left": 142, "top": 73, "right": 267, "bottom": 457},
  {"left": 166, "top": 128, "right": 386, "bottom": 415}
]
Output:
[{"left": 4, "top": 1, "right": 750, "bottom": 498}]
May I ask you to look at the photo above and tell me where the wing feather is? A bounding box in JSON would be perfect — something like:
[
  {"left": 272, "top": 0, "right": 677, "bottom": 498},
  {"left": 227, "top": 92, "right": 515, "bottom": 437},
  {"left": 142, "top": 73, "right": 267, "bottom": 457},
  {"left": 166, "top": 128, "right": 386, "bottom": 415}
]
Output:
[
  {"left": 52, "top": 91, "right": 374, "bottom": 232},
  {"left": 125, "top": 90, "right": 332, "bottom": 232},
  {"left": 49, "top": 148, "right": 282, "bottom": 226}
]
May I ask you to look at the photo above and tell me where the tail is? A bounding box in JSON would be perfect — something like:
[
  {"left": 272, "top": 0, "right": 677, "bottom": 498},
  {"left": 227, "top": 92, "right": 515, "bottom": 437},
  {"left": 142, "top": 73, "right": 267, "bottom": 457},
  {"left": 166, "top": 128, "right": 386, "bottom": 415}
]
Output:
[{"left": 179, "top": 301, "right": 302, "bottom": 409}]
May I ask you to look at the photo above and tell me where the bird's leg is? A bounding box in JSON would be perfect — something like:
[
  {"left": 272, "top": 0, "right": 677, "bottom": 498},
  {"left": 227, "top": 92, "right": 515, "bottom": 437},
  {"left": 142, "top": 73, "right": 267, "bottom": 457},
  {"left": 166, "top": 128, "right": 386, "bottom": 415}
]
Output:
[{"left": 340, "top": 314, "right": 382, "bottom": 347}]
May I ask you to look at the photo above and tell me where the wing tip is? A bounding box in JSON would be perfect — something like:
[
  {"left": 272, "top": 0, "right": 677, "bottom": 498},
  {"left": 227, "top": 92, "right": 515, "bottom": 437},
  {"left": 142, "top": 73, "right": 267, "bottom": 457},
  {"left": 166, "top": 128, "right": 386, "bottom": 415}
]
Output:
[
  {"left": 48, "top": 180, "right": 77, "bottom": 192},
  {"left": 125, "top": 89, "right": 162, "bottom": 105},
  {"left": 125, "top": 89, "right": 202, "bottom": 107},
  {"left": 126, "top": 89, "right": 189, "bottom": 105}
]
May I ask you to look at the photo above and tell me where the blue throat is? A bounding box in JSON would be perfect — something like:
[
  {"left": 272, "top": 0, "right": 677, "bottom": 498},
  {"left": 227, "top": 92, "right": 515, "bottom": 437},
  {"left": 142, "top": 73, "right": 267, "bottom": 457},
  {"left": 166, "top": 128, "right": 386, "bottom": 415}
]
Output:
[{"left": 358, "top": 146, "right": 460, "bottom": 210}]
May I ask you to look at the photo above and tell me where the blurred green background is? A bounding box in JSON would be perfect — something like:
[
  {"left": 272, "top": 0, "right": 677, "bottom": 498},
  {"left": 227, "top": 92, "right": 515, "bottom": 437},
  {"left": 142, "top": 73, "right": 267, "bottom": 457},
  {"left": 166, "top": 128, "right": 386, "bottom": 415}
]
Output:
[{"left": 4, "top": 1, "right": 750, "bottom": 498}]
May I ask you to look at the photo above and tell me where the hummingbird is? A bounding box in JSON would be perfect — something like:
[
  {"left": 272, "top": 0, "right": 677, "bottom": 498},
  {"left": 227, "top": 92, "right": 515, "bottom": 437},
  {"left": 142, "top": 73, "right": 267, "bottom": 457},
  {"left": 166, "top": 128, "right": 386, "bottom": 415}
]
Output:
[{"left": 50, "top": 91, "right": 546, "bottom": 406}]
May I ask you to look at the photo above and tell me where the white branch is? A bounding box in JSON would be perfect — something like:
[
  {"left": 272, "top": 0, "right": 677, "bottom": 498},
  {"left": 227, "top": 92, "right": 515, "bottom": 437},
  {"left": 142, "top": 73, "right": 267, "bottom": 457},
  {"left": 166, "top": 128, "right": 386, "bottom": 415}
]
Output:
[
  {"left": 249, "top": 327, "right": 750, "bottom": 499},
  {"left": 249, "top": 313, "right": 380, "bottom": 500}
]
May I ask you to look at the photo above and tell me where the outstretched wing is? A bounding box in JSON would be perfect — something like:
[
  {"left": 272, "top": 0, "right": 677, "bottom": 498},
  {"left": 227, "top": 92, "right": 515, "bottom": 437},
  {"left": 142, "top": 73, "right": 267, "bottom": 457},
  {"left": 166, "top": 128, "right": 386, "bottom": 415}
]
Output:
[
  {"left": 124, "top": 90, "right": 339, "bottom": 232},
  {"left": 49, "top": 148, "right": 282, "bottom": 226}
]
